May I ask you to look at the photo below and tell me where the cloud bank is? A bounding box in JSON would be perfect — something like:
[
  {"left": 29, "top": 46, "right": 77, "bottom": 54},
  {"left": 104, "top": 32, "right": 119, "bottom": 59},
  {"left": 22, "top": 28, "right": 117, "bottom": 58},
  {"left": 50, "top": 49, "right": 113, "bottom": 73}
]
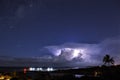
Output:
[{"left": 0, "top": 36, "right": 120, "bottom": 68}]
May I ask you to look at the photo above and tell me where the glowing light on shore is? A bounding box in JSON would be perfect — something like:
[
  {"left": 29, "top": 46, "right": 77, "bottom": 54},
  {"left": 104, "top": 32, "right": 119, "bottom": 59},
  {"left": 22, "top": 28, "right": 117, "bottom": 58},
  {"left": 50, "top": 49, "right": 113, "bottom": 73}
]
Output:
[
  {"left": 47, "top": 67, "right": 54, "bottom": 71},
  {"left": 29, "top": 67, "right": 35, "bottom": 71}
]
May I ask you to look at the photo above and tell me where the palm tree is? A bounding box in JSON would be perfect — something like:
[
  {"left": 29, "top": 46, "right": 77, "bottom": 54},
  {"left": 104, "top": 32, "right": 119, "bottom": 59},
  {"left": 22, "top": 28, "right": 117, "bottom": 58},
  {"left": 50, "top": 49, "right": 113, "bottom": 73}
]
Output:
[
  {"left": 109, "top": 57, "right": 115, "bottom": 65},
  {"left": 103, "top": 54, "right": 115, "bottom": 66},
  {"left": 103, "top": 54, "right": 110, "bottom": 65}
]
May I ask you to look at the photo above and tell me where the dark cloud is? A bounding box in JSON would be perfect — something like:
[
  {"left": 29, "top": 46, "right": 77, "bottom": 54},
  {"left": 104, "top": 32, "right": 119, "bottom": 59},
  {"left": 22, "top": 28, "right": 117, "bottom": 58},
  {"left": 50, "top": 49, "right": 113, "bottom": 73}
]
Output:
[{"left": 100, "top": 36, "right": 120, "bottom": 64}]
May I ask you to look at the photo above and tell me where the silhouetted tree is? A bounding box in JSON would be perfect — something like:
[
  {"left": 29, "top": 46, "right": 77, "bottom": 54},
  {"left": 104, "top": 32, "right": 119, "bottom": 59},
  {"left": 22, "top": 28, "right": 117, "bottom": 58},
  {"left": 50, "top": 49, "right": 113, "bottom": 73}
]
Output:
[
  {"left": 103, "top": 54, "right": 115, "bottom": 66},
  {"left": 109, "top": 57, "right": 115, "bottom": 65}
]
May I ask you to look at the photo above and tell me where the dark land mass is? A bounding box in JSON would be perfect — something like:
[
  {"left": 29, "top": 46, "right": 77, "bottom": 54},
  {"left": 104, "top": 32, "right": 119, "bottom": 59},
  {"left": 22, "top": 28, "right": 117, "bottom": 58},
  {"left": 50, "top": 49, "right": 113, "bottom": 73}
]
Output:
[{"left": 0, "top": 65, "right": 120, "bottom": 80}]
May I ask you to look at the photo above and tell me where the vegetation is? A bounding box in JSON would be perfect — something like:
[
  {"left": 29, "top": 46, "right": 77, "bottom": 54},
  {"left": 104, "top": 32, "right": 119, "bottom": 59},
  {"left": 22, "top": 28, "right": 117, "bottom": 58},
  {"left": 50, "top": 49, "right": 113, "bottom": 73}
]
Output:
[{"left": 103, "top": 54, "right": 115, "bottom": 66}]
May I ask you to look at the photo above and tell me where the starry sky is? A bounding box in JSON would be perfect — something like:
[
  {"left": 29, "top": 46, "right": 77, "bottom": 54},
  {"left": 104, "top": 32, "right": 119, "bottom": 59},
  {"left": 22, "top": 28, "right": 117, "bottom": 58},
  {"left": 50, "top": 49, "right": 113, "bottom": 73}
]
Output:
[{"left": 0, "top": 0, "right": 120, "bottom": 58}]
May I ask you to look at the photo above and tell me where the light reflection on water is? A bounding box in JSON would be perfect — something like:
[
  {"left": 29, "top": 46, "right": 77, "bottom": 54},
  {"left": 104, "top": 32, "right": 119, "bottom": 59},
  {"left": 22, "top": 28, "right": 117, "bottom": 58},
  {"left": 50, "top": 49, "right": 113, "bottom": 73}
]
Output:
[{"left": 75, "top": 74, "right": 84, "bottom": 78}]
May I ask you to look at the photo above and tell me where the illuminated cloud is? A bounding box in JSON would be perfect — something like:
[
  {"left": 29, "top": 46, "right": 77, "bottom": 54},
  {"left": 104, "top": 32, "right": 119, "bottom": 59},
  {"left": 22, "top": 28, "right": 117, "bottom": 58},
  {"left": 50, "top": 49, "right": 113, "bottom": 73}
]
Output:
[
  {"left": 0, "top": 36, "right": 120, "bottom": 67},
  {"left": 45, "top": 43, "right": 100, "bottom": 63},
  {"left": 43, "top": 36, "right": 120, "bottom": 67}
]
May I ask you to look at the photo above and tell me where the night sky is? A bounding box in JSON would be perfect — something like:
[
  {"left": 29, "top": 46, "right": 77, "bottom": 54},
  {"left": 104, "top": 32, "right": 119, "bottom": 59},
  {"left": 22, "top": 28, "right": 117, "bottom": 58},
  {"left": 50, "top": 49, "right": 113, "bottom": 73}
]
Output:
[{"left": 0, "top": 0, "right": 120, "bottom": 59}]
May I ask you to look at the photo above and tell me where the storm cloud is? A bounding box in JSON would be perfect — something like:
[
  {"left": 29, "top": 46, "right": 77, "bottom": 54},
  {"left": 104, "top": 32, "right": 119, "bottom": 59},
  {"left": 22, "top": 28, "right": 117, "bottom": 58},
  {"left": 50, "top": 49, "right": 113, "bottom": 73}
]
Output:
[
  {"left": 0, "top": 36, "right": 120, "bottom": 67},
  {"left": 42, "top": 36, "right": 120, "bottom": 67}
]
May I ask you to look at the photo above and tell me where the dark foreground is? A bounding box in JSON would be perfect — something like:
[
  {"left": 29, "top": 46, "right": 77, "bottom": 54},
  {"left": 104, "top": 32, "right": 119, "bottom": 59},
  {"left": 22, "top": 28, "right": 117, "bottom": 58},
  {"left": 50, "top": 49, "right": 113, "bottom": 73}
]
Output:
[{"left": 0, "top": 65, "right": 120, "bottom": 80}]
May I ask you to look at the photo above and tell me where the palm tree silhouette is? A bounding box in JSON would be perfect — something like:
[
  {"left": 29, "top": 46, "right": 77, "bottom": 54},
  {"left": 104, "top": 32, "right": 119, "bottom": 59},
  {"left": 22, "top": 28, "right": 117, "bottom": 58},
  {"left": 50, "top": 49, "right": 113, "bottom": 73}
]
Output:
[
  {"left": 103, "top": 54, "right": 115, "bottom": 66},
  {"left": 109, "top": 57, "right": 115, "bottom": 65}
]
